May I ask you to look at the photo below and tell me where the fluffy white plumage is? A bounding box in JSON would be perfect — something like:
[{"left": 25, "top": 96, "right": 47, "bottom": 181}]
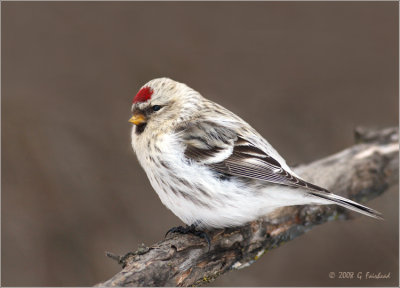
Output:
[{"left": 130, "top": 78, "right": 381, "bottom": 229}]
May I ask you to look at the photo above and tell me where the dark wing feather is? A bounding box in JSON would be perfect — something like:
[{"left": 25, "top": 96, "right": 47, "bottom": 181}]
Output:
[
  {"left": 209, "top": 136, "right": 328, "bottom": 192},
  {"left": 179, "top": 120, "right": 383, "bottom": 219},
  {"left": 179, "top": 121, "right": 328, "bottom": 192}
]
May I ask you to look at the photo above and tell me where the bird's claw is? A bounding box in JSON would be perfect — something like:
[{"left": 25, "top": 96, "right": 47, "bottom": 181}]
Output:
[{"left": 165, "top": 224, "right": 211, "bottom": 251}]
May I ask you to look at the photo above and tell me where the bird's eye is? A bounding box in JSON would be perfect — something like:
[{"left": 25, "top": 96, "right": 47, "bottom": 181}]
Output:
[{"left": 152, "top": 105, "right": 161, "bottom": 112}]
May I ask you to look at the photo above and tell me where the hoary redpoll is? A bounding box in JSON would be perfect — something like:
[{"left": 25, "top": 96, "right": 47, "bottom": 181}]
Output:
[{"left": 129, "top": 78, "right": 382, "bottom": 231}]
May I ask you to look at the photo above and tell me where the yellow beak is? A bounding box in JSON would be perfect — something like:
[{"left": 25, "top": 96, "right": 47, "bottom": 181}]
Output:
[{"left": 129, "top": 114, "right": 147, "bottom": 125}]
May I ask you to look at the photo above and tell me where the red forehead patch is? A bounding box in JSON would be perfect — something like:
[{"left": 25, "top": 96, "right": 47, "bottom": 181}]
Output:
[{"left": 133, "top": 87, "right": 153, "bottom": 103}]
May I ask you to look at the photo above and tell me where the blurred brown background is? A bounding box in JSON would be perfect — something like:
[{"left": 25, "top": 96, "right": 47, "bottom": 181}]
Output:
[{"left": 2, "top": 2, "right": 398, "bottom": 287}]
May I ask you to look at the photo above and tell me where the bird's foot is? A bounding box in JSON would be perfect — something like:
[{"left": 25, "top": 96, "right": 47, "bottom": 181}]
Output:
[{"left": 165, "top": 224, "right": 211, "bottom": 251}]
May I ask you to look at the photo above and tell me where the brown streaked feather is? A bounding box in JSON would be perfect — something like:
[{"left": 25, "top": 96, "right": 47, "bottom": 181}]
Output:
[{"left": 179, "top": 122, "right": 328, "bottom": 193}]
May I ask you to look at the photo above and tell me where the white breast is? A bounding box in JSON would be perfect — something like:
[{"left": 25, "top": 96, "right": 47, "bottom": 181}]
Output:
[{"left": 131, "top": 127, "right": 325, "bottom": 229}]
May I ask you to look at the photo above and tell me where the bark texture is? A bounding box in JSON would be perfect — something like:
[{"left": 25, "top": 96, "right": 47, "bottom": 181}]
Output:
[{"left": 97, "top": 127, "right": 398, "bottom": 287}]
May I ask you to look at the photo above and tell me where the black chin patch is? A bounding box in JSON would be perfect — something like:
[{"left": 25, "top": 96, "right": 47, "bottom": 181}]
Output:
[{"left": 135, "top": 123, "right": 147, "bottom": 135}]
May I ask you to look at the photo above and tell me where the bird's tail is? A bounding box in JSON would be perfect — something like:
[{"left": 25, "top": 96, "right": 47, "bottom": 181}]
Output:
[{"left": 309, "top": 190, "right": 383, "bottom": 220}]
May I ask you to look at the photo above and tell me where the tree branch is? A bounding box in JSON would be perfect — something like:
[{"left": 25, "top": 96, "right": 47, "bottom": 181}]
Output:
[{"left": 96, "top": 127, "right": 399, "bottom": 287}]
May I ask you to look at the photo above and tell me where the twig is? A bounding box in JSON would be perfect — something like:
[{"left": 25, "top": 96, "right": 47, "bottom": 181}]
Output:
[{"left": 96, "top": 127, "right": 398, "bottom": 287}]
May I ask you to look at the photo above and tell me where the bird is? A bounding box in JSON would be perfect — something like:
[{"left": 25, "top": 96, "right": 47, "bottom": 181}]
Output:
[{"left": 129, "top": 77, "right": 382, "bottom": 235}]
